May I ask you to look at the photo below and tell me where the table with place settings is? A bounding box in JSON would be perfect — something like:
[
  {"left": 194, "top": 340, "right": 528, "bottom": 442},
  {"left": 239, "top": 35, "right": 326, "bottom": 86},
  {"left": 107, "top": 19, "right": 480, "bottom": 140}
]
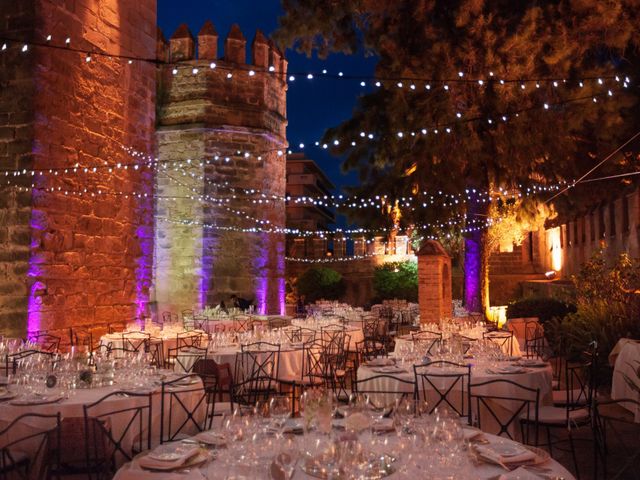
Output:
[
  {"left": 358, "top": 353, "right": 553, "bottom": 439},
  {"left": 0, "top": 354, "right": 208, "bottom": 471},
  {"left": 112, "top": 397, "right": 573, "bottom": 480}
]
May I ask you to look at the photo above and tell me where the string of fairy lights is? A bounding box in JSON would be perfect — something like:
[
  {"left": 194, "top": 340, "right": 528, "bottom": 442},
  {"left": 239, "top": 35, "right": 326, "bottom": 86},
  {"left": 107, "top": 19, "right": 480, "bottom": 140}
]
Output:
[
  {"left": 1, "top": 33, "right": 637, "bottom": 261},
  {"left": 0, "top": 33, "right": 631, "bottom": 89}
]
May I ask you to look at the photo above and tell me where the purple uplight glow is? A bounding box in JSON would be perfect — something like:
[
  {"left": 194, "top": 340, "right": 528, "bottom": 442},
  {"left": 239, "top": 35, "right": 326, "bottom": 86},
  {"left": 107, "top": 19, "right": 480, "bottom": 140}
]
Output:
[
  {"left": 463, "top": 235, "right": 482, "bottom": 313},
  {"left": 27, "top": 192, "right": 48, "bottom": 336}
]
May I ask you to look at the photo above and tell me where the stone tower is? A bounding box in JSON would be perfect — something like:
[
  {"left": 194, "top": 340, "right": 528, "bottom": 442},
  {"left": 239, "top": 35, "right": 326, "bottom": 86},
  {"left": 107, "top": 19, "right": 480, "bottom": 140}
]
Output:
[
  {"left": 154, "top": 22, "right": 287, "bottom": 314},
  {"left": 0, "top": 0, "right": 157, "bottom": 336}
]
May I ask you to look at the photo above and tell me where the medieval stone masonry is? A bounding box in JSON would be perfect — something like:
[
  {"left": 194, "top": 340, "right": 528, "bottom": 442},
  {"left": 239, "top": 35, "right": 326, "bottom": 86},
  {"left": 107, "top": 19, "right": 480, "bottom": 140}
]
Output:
[{"left": 0, "top": 2, "right": 289, "bottom": 336}]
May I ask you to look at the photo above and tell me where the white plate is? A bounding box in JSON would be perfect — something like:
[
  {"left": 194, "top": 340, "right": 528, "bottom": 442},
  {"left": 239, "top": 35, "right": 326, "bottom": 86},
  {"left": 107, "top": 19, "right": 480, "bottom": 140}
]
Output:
[
  {"left": 485, "top": 442, "right": 527, "bottom": 457},
  {"left": 147, "top": 443, "right": 197, "bottom": 461}
]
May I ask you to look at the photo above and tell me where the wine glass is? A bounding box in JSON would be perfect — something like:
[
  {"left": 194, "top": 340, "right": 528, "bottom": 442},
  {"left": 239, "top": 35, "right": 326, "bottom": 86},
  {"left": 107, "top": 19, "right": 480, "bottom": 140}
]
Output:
[{"left": 269, "top": 395, "right": 292, "bottom": 436}]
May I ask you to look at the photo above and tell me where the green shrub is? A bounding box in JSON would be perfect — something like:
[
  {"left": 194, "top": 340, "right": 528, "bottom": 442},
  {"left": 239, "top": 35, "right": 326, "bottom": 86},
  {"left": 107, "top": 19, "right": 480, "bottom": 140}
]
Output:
[
  {"left": 296, "top": 267, "right": 345, "bottom": 303},
  {"left": 545, "top": 252, "right": 640, "bottom": 370},
  {"left": 507, "top": 297, "right": 576, "bottom": 324},
  {"left": 373, "top": 261, "right": 418, "bottom": 302}
]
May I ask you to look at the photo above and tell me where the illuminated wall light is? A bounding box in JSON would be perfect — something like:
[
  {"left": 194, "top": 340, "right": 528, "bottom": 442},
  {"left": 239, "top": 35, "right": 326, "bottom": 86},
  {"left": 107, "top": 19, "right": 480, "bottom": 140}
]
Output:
[
  {"left": 21, "top": 44, "right": 28, "bottom": 52},
  {"left": 192, "top": 67, "right": 199, "bottom": 74},
  {"left": 172, "top": 68, "right": 178, "bottom": 75},
  {"left": 268, "top": 65, "right": 275, "bottom": 72},
  {"left": 210, "top": 62, "right": 216, "bottom": 69},
  {"left": 65, "top": 37, "right": 71, "bottom": 44},
  {"left": 227, "top": 73, "right": 233, "bottom": 79}
]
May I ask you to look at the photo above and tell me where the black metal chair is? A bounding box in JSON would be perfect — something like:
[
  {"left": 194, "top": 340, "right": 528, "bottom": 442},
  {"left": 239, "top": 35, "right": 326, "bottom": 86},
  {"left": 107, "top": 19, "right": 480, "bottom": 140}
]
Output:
[
  {"left": 413, "top": 360, "right": 472, "bottom": 424},
  {"left": 82, "top": 391, "right": 153, "bottom": 479},
  {"left": 4, "top": 349, "right": 55, "bottom": 376},
  {"left": 27, "top": 331, "right": 61, "bottom": 353},
  {"left": 470, "top": 378, "right": 540, "bottom": 444},
  {"left": 524, "top": 321, "right": 546, "bottom": 359},
  {"left": 159, "top": 373, "right": 208, "bottom": 443},
  {"left": 282, "top": 327, "right": 303, "bottom": 343},
  {"left": 0, "top": 412, "right": 60, "bottom": 480},
  {"left": 483, "top": 330, "right": 514, "bottom": 356},
  {"left": 411, "top": 330, "right": 442, "bottom": 355},
  {"left": 233, "top": 342, "right": 281, "bottom": 407},
  {"left": 530, "top": 349, "right": 597, "bottom": 480},
  {"left": 165, "top": 345, "right": 207, "bottom": 373},
  {"left": 593, "top": 397, "right": 640, "bottom": 480},
  {"left": 193, "top": 358, "right": 235, "bottom": 427},
  {"left": 120, "top": 332, "right": 149, "bottom": 353},
  {"left": 353, "top": 373, "right": 417, "bottom": 410},
  {"left": 176, "top": 330, "right": 204, "bottom": 349}
]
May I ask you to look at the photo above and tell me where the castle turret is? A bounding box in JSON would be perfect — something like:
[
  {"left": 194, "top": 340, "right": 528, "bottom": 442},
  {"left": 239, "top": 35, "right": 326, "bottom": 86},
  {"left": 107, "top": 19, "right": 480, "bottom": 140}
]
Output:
[{"left": 154, "top": 21, "right": 287, "bottom": 314}]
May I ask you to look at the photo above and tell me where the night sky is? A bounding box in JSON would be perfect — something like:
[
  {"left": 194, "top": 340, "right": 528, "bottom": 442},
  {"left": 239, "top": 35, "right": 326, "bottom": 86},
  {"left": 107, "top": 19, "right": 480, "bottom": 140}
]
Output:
[{"left": 157, "top": 0, "right": 377, "bottom": 197}]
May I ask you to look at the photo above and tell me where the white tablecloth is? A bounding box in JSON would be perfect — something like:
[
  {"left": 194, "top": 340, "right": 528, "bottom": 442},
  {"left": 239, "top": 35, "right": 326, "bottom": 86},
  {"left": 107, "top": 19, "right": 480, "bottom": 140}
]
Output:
[
  {"left": 611, "top": 339, "right": 640, "bottom": 422},
  {"left": 358, "top": 360, "right": 552, "bottom": 437},
  {"left": 394, "top": 330, "right": 522, "bottom": 357},
  {"left": 177, "top": 345, "right": 305, "bottom": 383},
  {"left": 113, "top": 430, "right": 574, "bottom": 480},
  {"left": 0, "top": 375, "right": 207, "bottom": 470}
]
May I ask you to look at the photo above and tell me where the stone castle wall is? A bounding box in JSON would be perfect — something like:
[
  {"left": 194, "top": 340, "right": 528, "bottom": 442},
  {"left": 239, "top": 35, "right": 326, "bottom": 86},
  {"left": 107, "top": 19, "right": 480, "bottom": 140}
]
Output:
[
  {"left": 154, "top": 22, "right": 287, "bottom": 314},
  {"left": 0, "top": 0, "right": 157, "bottom": 336}
]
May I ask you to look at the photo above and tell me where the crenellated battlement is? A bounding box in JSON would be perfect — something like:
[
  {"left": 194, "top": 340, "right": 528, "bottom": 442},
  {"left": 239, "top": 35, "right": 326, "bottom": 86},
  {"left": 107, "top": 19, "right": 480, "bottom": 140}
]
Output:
[{"left": 157, "top": 22, "right": 288, "bottom": 82}]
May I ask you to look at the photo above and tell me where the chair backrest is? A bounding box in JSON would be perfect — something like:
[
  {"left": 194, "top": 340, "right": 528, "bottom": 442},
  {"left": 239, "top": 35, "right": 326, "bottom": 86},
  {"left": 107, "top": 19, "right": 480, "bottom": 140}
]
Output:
[
  {"left": 524, "top": 321, "right": 544, "bottom": 358},
  {"left": 411, "top": 331, "right": 442, "bottom": 355},
  {"left": 356, "top": 338, "right": 387, "bottom": 362},
  {"left": 0, "top": 412, "right": 60, "bottom": 480},
  {"left": 233, "top": 342, "right": 281, "bottom": 405},
  {"left": 176, "top": 331, "right": 203, "bottom": 349},
  {"left": 121, "top": 332, "right": 149, "bottom": 353},
  {"left": 83, "top": 391, "right": 152, "bottom": 469},
  {"left": 233, "top": 315, "right": 252, "bottom": 332},
  {"left": 413, "top": 361, "right": 472, "bottom": 424},
  {"left": 470, "top": 378, "right": 540, "bottom": 443},
  {"left": 28, "top": 331, "right": 61, "bottom": 353},
  {"left": 282, "top": 326, "right": 302, "bottom": 343},
  {"left": 6, "top": 349, "right": 55, "bottom": 376},
  {"left": 159, "top": 374, "right": 207, "bottom": 443},
  {"left": 146, "top": 337, "right": 164, "bottom": 367},
  {"left": 363, "top": 316, "right": 380, "bottom": 339},
  {"left": 483, "top": 330, "right": 514, "bottom": 355},
  {"left": 167, "top": 345, "right": 208, "bottom": 373},
  {"left": 354, "top": 374, "right": 416, "bottom": 410}
]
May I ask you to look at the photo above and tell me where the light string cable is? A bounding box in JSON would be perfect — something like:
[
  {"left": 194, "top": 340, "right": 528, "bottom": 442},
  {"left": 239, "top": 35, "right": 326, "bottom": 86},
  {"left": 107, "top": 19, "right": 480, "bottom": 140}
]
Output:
[
  {"left": 0, "top": 33, "right": 630, "bottom": 86},
  {"left": 546, "top": 128, "right": 640, "bottom": 203}
]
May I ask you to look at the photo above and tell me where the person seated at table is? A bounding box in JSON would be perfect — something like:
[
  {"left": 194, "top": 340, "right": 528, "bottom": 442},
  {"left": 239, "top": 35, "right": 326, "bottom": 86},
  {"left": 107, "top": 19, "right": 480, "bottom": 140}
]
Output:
[
  {"left": 213, "top": 299, "right": 227, "bottom": 314},
  {"left": 296, "top": 295, "right": 306, "bottom": 317},
  {"left": 230, "top": 294, "right": 253, "bottom": 311}
]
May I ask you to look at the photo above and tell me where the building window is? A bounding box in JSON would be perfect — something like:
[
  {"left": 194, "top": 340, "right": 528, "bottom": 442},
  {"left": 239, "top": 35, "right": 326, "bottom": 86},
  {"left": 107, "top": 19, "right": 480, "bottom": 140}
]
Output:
[
  {"left": 599, "top": 206, "right": 606, "bottom": 238},
  {"left": 623, "top": 195, "right": 630, "bottom": 233},
  {"left": 590, "top": 212, "right": 595, "bottom": 242},
  {"left": 609, "top": 202, "right": 616, "bottom": 237}
]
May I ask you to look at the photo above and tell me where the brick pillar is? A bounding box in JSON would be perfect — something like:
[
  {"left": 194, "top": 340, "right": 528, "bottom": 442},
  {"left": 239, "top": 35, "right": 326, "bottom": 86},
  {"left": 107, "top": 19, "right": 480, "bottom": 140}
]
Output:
[{"left": 417, "top": 240, "right": 453, "bottom": 324}]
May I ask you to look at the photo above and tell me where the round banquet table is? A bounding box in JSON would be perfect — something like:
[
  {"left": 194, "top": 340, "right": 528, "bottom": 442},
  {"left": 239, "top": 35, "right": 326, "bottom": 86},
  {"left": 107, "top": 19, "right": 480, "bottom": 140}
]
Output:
[
  {"left": 394, "top": 330, "right": 523, "bottom": 357},
  {"left": 100, "top": 329, "right": 208, "bottom": 359},
  {"left": 358, "top": 359, "right": 553, "bottom": 438},
  {"left": 0, "top": 374, "right": 207, "bottom": 470},
  {"left": 290, "top": 320, "right": 364, "bottom": 351},
  {"left": 176, "top": 344, "right": 305, "bottom": 383},
  {"left": 113, "top": 429, "right": 574, "bottom": 480}
]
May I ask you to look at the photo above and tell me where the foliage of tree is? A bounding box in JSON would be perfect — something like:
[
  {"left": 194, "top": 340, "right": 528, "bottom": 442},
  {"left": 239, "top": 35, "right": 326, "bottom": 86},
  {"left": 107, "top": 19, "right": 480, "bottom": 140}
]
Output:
[
  {"left": 372, "top": 260, "right": 418, "bottom": 302},
  {"left": 276, "top": 1, "right": 640, "bottom": 313},
  {"left": 296, "top": 267, "right": 345, "bottom": 303},
  {"left": 507, "top": 297, "right": 576, "bottom": 324}
]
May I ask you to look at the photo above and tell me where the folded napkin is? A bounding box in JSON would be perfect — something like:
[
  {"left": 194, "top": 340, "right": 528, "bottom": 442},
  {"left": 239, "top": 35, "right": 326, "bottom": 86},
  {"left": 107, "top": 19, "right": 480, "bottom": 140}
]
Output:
[
  {"left": 116, "top": 466, "right": 206, "bottom": 480},
  {"left": 193, "top": 431, "right": 226, "bottom": 446},
  {"left": 462, "top": 427, "right": 484, "bottom": 441},
  {"left": 138, "top": 446, "right": 200, "bottom": 471},
  {"left": 372, "top": 418, "right": 394, "bottom": 432},
  {"left": 498, "top": 466, "right": 545, "bottom": 479},
  {"left": 475, "top": 444, "right": 536, "bottom": 465}
]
